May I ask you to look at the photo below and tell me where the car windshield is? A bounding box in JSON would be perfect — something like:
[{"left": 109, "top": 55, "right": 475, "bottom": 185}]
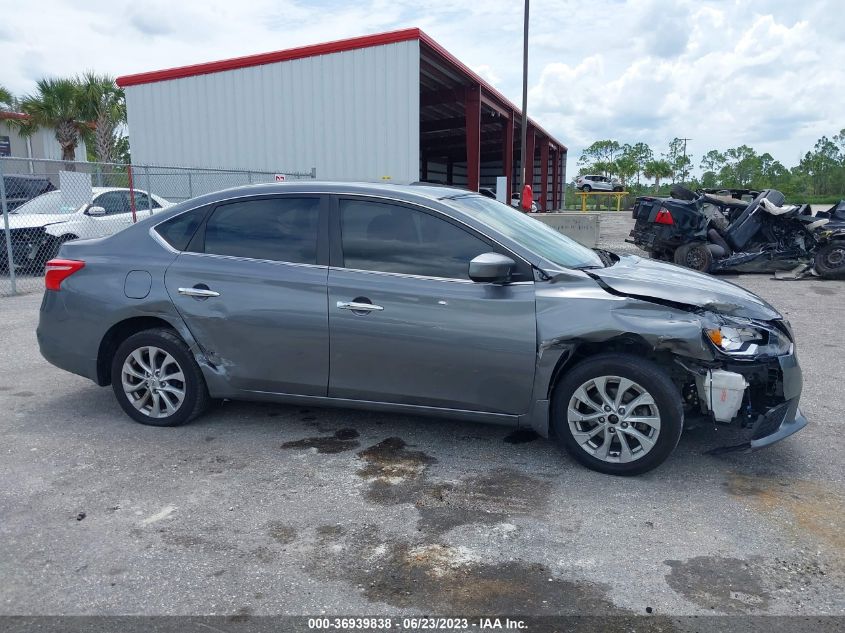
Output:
[
  {"left": 448, "top": 195, "right": 604, "bottom": 269},
  {"left": 12, "top": 191, "right": 80, "bottom": 215}
]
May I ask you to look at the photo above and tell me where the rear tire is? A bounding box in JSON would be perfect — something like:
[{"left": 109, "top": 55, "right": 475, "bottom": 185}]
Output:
[
  {"left": 674, "top": 242, "right": 713, "bottom": 272},
  {"left": 110, "top": 328, "right": 210, "bottom": 427},
  {"left": 551, "top": 353, "right": 683, "bottom": 475},
  {"left": 814, "top": 241, "right": 845, "bottom": 279}
]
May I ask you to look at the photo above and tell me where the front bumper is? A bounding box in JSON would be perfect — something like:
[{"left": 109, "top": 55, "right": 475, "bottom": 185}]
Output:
[
  {"left": 749, "top": 400, "right": 807, "bottom": 449},
  {"left": 702, "top": 350, "right": 807, "bottom": 452}
]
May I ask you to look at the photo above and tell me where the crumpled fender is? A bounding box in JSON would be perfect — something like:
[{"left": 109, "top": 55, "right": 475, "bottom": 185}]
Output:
[{"left": 522, "top": 277, "right": 716, "bottom": 436}]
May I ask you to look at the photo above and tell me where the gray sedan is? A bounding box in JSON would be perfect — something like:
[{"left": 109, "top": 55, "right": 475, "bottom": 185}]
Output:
[{"left": 37, "top": 182, "right": 806, "bottom": 475}]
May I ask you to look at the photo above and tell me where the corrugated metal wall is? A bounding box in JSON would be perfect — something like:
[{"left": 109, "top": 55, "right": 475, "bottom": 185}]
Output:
[{"left": 125, "top": 40, "right": 420, "bottom": 183}]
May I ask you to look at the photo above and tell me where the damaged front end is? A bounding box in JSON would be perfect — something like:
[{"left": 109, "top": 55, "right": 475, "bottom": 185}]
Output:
[
  {"left": 679, "top": 313, "right": 806, "bottom": 452},
  {"left": 532, "top": 260, "right": 807, "bottom": 453}
]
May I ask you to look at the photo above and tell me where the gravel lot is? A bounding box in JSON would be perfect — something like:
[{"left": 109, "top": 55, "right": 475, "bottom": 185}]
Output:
[{"left": 1, "top": 211, "right": 843, "bottom": 619}]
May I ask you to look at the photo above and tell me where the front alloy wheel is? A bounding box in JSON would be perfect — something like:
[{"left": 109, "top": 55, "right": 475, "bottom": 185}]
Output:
[
  {"left": 568, "top": 376, "right": 661, "bottom": 464},
  {"left": 552, "top": 353, "right": 683, "bottom": 475}
]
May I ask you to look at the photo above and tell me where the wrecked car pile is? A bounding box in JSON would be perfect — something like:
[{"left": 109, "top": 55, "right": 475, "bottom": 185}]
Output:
[{"left": 628, "top": 185, "right": 845, "bottom": 279}]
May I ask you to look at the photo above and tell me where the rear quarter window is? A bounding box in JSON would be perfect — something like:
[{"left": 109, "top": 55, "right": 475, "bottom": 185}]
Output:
[{"left": 155, "top": 208, "right": 207, "bottom": 251}]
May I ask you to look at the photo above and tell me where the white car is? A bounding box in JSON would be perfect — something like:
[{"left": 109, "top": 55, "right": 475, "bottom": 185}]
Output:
[
  {"left": 575, "top": 174, "right": 623, "bottom": 192},
  {"left": 3, "top": 187, "right": 171, "bottom": 271}
]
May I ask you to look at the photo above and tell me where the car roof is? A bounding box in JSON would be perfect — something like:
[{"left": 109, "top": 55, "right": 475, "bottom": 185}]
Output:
[
  {"left": 168, "top": 181, "right": 481, "bottom": 208},
  {"left": 36, "top": 187, "right": 152, "bottom": 195}
]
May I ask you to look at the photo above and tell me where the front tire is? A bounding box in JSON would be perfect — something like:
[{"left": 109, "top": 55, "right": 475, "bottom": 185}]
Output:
[
  {"left": 582, "top": 185, "right": 592, "bottom": 192},
  {"left": 814, "top": 241, "right": 845, "bottom": 279},
  {"left": 110, "top": 328, "right": 210, "bottom": 427},
  {"left": 551, "top": 353, "right": 683, "bottom": 475}
]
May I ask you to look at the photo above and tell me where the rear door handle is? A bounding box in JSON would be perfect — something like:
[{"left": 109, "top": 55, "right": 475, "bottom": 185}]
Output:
[
  {"left": 178, "top": 287, "right": 220, "bottom": 298},
  {"left": 336, "top": 301, "right": 383, "bottom": 312}
]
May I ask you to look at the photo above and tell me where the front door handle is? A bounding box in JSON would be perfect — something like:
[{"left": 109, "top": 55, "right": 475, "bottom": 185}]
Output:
[
  {"left": 178, "top": 287, "right": 220, "bottom": 298},
  {"left": 337, "top": 301, "right": 383, "bottom": 312}
]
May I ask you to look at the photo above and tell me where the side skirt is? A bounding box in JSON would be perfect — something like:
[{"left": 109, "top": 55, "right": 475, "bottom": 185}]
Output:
[{"left": 239, "top": 390, "right": 520, "bottom": 427}]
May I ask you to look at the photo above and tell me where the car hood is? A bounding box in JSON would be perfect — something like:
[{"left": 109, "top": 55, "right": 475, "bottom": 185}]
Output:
[
  {"left": 4, "top": 214, "right": 71, "bottom": 229},
  {"left": 588, "top": 254, "right": 781, "bottom": 320}
]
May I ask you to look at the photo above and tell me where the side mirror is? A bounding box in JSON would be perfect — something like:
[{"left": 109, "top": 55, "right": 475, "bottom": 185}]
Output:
[
  {"left": 469, "top": 252, "right": 515, "bottom": 284},
  {"left": 87, "top": 205, "right": 106, "bottom": 217}
]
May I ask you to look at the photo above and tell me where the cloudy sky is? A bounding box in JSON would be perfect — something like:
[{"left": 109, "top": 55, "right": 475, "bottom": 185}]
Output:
[{"left": 1, "top": 0, "right": 842, "bottom": 172}]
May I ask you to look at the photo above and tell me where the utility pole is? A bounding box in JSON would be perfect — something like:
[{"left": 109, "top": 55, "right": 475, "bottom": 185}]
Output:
[
  {"left": 680, "top": 137, "right": 691, "bottom": 184},
  {"left": 519, "top": 0, "right": 530, "bottom": 190}
]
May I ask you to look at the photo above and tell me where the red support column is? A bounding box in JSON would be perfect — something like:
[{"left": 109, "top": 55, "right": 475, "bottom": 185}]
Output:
[
  {"left": 502, "top": 111, "right": 514, "bottom": 199},
  {"left": 551, "top": 149, "right": 559, "bottom": 210},
  {"left": 525, "top": 125, "right": 535, "bottom": 189},
  {"left": 540, "top": 141, "right": 549, "bottom": 212},
  {"left": 465, "top": 85, "right": 481, "bottom": 192}
]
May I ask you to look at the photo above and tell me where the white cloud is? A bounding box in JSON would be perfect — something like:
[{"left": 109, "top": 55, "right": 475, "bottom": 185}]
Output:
[{"left": 0, "top": 0, "right": 841, "bottom": 173}]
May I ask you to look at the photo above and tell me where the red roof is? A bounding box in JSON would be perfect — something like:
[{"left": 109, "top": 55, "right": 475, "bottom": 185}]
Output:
[
  {"left": 117, "top": 28, "right": 423, "bottom": 88},
  {"left": 116, "top": 27, "right": 565, "bottom": 150}
]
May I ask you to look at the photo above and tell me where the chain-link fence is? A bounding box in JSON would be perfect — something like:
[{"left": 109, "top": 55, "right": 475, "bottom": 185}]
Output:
[{"left": 0, "top": 157, "right": 316, "bottom": 296}]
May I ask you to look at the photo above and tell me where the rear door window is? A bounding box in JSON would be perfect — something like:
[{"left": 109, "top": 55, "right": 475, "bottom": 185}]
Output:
[{"left": 199, "top": 197, "right": 320, "bottom": 264}]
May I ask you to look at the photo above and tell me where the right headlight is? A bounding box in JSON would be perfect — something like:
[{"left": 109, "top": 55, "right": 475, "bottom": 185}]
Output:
[{"left": 704, "top": 318, "right": 792, "bottom": 357}]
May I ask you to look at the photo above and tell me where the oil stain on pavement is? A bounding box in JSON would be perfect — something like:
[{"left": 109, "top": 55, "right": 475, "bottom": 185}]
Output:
[
  {"left": 664, "top": 556, "right": 770, "bottom": 613},
  {"left": 307, "top": 523, "right": 625, "bottom": 617},
  {"left": 415, "top": 470, "right": 551, "bottom": 535},
  {"left": 281, "top": 428, "right": 360, "bottom": 454}
]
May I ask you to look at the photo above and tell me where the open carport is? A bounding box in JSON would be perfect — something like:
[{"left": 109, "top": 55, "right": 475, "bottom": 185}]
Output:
[{"left": 118, "top": 28, "right": 567, "bottom": 209}]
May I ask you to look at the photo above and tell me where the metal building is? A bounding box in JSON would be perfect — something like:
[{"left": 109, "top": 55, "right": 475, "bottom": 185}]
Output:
[{"left": 117, "top": 28, "right": 568, "bottom": 210}]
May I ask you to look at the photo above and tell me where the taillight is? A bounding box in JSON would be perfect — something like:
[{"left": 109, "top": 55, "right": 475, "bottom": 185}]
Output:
[
  {"left": 654, "top": 207, "right": 674, "bottom": 225},
  {"left": 45, "top": 259, "right": 85, "bottom": 291}
]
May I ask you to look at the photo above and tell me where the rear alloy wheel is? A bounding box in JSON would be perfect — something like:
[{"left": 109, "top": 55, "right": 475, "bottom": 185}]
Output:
[
  {"left": 674, "top": 242, "right": 713, "bottom": 273},
  {"left": 551, "top": 354, "right": 683, "bottom": 475},
  {"left": 814, "top": 241, "right": 845, "bottom": 279},
  {"left": 111, "top": 328, "right": 209, "bottom": 426}
]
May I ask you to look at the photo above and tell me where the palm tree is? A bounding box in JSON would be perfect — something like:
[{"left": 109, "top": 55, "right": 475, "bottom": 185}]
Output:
[
  {"left": 15, "top": 78, "right": 88, "bottom": 168},
  {"left": 79, "top": 73, "right": 126, "bottom": 164},
  {"left": 0, "top": 85, "right": 14, "bottom": 110},
  {"left": 643, "top": 159, "right": 673, "bottom": 192}
]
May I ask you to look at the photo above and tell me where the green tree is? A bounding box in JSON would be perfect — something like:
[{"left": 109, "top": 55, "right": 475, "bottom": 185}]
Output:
[
  {"left": 621, "top": 142, "right": 653, "bottom": 188},
  {"left": 796, "top": 136, "right": 841, "bottom": 195},
  {"left": 723, "top": 145, "right": 760, "bottom": 187},
  {"left": 615, "top": 153, "right": 638, "bottom": 188},
  {"left": 665, "top": 137, "right": 691, "bottom": 183},
  {"left": 0, "top": 85, "right": 14, "bottom": 110},
  {"left": 79, "top": 72, "right": 127, "bottom": 164},
  {"left": 579, "top": 140, "right": 622, "bottom": 176},
  {"left": 700, "top": 150, "right": 727, "bottom": 176},
  {"left": 643, "top": 159, "right": 672, "bottom": 192},
  {"left": 14, "top": 78, "right": 88, "bottom": 168}
]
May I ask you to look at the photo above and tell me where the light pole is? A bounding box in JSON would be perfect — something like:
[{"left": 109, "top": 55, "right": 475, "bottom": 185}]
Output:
[{"left": 519, "top": 0, "right": 529, "bottom": 190}]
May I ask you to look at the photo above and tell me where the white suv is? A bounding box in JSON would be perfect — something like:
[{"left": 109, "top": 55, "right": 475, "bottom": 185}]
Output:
[
  {"left": 576, "top": 175, "right": 623, "bottom": 192},
  {"left": 4, "top": 187, "right": 171, "bottom": 271}
]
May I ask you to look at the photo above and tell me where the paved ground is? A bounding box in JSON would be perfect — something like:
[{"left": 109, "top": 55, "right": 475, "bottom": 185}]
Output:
[{"left": 1, "top": 212, "right": 843, "bottom": 618}]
